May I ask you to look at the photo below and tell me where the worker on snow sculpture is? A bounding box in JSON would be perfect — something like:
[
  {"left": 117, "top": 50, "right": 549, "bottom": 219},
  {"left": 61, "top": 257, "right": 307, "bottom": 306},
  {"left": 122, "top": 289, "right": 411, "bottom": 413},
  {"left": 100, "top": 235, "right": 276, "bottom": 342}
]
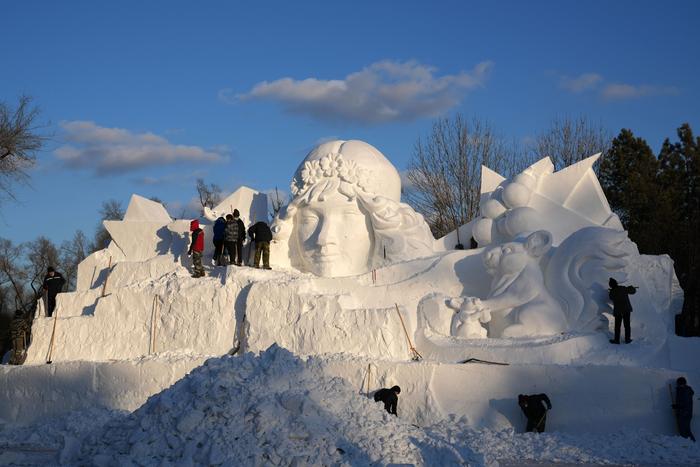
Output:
[
  {"left": 224, "top": 212, "right": 245, "bottom": 266},
  {"left": 188, "top": 220, "right": 205, "bottom": 278},
  {"left": 673, "top": 377, "right": 696, "bottom": 442},
  {"left": 518, "top": 393, "right": 552, "bottom": 432},
  {"left": 43, "top": 266, "right": 66, "bottom": 317},
  {"left": 374, "top": 385, "right": 401, "bottom": 416},
  {"left": 271, "top": 140, "right": 434, "bottom": 278},
  {"left": 212, "top": 216, "right": 226, "bottom": 266},
  {"left": 608, "top": 277, "right": 637, "bottom": 344},
  {"left": 248, "top": 220, "right": 272, "bottom": 269}
]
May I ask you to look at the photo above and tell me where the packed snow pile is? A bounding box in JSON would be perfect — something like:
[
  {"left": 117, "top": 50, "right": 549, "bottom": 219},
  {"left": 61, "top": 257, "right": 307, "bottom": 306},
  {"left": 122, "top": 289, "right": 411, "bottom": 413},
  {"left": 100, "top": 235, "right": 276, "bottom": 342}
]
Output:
[
  {"left": 2, "top": 347, "right": 699, "bottom": 466},
  {"left": 74, "top": 345, "right": 472, "bottom": 466}
]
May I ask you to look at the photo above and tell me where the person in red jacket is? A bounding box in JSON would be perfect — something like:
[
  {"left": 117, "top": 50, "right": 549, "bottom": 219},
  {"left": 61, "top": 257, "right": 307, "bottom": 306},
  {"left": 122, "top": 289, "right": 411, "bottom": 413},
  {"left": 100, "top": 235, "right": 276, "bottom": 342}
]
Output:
[{"left": 188, "top": 219, "right": 205, "bottom": 278}]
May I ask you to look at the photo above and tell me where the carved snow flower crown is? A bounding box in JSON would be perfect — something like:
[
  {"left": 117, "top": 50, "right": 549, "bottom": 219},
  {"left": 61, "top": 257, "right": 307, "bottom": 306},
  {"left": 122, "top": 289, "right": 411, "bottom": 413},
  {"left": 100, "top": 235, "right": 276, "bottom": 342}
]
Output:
[{"left": 290, "top": 152, "right": 369, "bottom": 196}]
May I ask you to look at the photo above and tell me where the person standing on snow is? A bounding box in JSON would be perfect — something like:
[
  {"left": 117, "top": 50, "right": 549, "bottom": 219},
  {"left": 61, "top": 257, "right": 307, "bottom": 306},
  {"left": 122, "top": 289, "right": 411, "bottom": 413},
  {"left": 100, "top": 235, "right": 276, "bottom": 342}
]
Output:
[
  {"left": 374, "top": 385, "right": 401, "bottom": 415},
  {"left": 224, "top": 213, "right": 243, "bottom": 266},
  {"left": 608, "top": 277, "right": 637, "bottom": 344},
  {"left": 212, "top": 216, "right": 226, "bottom": 266},
  {"left": 188, "top": 219, "right": 205, "bottom": 278},
  {"left": 43, "top": 266, "right": 66, "bottom": 317},
  {"left": 518, "top": 393, "right": 552, "bottom": 432},
  {"left": 673, "top": 377, "right": 696, "bottom": 442},
  {"left": 232, "top": 209, "right": 246, "bottom": 265},
  {"left": 248, "top": 220, "right": 272, "bottom": 269}
]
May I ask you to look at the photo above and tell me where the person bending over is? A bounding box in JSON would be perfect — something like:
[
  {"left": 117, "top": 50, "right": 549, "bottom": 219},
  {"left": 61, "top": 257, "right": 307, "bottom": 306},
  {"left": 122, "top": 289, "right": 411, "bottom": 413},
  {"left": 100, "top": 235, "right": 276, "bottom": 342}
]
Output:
[
  {"left": 374, "top": 385, "right": 401, "bottom": 416},
  {"left": 518, "top": 393, "right": 552, "bottom": 432}
]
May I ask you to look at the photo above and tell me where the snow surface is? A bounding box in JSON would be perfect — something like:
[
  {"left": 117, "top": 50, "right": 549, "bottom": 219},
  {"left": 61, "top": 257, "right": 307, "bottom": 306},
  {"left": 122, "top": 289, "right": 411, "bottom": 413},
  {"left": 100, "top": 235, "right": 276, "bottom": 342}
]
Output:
[{"left": 2, "top": 347, "right": 699, "bottom": 466}]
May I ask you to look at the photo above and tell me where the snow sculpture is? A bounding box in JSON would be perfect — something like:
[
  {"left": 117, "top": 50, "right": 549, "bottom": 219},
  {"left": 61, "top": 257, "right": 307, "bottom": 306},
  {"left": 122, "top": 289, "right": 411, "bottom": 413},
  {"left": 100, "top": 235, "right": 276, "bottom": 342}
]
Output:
[
  {"left": 468, "top": 230, "right": 567, "bottom": 337},
  {"left": 272, "top": 140, "right": 434, "bottom": 277},
  {"left": 449, "top": 296, "right": 492, "bottom": 338},
  {"left": 472, "top": 155, "right": 623, "bottom": 247},
  {"left": 202, "top": 186, "right": 268, "bottom": 225}
]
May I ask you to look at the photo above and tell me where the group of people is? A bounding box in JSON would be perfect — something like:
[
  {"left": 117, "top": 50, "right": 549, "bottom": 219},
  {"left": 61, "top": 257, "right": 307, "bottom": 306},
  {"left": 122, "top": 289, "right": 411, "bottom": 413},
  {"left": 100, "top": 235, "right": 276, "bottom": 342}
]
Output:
[
  {"left": 373, "top": 381, "right": 694, "bottom": 442},
  {"left": 188, "top": 210, "right": 273, "bottom": 278}
]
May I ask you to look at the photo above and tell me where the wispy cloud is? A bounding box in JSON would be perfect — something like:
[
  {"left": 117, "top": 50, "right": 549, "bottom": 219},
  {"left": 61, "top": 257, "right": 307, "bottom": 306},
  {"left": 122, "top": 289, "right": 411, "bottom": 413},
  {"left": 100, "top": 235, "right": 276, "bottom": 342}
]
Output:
[
  {"left": 600, "top": 83, "right": 680, "bottom": 100},
  {"left": 55, "top": 121, "right": 227, "bottom": 175},
  {"left": 559, "top": 73, "right": 603, "bottom": 93},
  {"left": 133, "top": 169, "right": 208, "bottom": 187},
  {"left": 557, "top": 72, "right": 678, "bottom": 101},
  {"left": 227, "top": 60, "right": 494, "bottom": 124}
]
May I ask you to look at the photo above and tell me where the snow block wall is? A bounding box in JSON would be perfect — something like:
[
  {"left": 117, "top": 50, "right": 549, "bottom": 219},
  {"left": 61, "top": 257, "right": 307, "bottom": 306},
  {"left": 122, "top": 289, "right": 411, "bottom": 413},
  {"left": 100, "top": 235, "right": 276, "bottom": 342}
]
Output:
[{"left": 0, "top": 355, "right": 205, "bottom": 425}]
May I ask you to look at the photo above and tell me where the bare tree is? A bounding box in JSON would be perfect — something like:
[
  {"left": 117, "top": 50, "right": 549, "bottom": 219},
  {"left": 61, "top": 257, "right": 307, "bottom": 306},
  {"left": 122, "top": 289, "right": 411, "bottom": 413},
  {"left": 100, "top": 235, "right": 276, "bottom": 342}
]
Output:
[
  {"left": 533, "top": 115, "right": 612, "bottom": 171},
  {"left": 404, "top": 114, "right": 526, "bottom": 238},
  {"left": 0, "top": 96, "right": 46, "bottom": 204},
  {"left": 196, "top": 178, "right": 222, "bottom": 210},
  {"left": 61, "top": 230, "right": 89, "bottom": 291},
  {"left": 269, "top": 187, "right": 288, "bottom": 219},
  {"left": 0, "top": 238, "right": 29, "bottom": 313},
  {"left": 25, "top": 236, "right": 60, "bottom": 296},
  {"left": 92, "top": 199, "right": 125, "bottom": 252}
]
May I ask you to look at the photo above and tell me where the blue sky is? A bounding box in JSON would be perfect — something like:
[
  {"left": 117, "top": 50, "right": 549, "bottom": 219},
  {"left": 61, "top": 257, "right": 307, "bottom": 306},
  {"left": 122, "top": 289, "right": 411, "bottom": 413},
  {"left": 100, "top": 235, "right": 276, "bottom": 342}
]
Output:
[{"left": 2, "top": 0, "right": 699, "bottom": 246}]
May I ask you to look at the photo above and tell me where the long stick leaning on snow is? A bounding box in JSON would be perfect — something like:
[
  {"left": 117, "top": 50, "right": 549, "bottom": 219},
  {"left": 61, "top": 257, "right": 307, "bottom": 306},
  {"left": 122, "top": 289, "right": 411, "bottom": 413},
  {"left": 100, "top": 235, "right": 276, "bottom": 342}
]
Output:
[
  {"left": 395, "top": 303, "right": 422, "bottom": 361},
  {"left": 149, "top": 295, "right": 161, "bottom": 355}
]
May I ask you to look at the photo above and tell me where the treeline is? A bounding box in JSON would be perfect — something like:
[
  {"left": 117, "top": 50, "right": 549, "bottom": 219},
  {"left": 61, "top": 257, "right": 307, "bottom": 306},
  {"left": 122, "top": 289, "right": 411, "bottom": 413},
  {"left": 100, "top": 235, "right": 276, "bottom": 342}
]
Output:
[
  {"left": 598, "top": 124, "right": 699, "bottom": 335},
  {"left": 0, "top": 199, "right": 124, "bottom": 316}
]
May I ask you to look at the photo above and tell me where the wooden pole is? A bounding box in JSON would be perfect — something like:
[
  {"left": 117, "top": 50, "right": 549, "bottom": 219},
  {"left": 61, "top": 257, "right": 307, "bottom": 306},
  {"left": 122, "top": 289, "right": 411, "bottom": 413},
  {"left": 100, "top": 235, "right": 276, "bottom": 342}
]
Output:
[
  {"left": 394, "top": 303, "right": 422, "bottom": 361},
  {"left": 366, "top": 364, "right": 372, "bottom": 396},
  {"left": 46, "top": 306, "right": 59, "bottom": 364},
  {"left": 149, "top": 295, "right": 161, "bottom": 354},
  {"left": 101, "top": 255, "right": 113, "bottom": 297}
]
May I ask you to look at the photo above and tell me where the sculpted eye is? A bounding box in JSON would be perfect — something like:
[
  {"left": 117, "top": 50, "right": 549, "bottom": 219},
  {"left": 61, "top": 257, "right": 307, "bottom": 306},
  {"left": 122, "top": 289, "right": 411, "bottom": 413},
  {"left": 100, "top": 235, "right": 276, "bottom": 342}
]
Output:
[{"left": 302, "top": 215, "right": 318, "bottom": 225}]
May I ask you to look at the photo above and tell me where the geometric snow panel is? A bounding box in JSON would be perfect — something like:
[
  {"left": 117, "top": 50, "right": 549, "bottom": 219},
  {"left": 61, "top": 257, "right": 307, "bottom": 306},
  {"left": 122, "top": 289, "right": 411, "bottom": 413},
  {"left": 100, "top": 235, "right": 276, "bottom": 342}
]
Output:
[{"left": 123, "top": 194, "right": 172, "bottom": 223}]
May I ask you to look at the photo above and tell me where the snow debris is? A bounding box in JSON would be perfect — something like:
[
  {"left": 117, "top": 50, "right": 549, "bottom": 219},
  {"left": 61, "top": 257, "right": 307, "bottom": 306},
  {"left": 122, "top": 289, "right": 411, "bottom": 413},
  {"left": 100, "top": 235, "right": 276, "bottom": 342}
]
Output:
[{"left": 74, "top": 345, "right": 473, "bottom": 466}]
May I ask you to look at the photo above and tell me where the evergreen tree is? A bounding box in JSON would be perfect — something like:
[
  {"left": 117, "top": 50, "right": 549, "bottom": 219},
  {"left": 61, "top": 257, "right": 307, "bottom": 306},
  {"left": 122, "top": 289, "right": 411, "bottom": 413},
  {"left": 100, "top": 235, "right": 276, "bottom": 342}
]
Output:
[
  {"left": 598, "top": 129, "right": 662, "bottom": 253},
  {"left": 657, "top": 124, "right": 700, "bottom": 334}
]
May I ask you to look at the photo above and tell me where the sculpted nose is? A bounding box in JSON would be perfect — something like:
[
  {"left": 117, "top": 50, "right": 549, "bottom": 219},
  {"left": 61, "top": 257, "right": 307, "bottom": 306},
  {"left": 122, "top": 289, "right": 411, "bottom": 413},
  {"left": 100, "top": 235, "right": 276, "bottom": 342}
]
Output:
[{"left": 316, "top": 218, "right": 338, "bottom": 246}]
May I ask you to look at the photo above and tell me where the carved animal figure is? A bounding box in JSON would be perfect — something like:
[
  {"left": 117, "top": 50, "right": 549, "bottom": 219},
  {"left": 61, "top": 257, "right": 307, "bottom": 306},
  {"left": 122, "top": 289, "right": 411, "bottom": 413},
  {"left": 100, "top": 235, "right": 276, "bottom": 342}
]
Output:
[
  {"left": 464, "top": 230, "right": 567, "bottom": 337},
  {"left": 449, "top": 297, "right": 492, "bottom": 339}
]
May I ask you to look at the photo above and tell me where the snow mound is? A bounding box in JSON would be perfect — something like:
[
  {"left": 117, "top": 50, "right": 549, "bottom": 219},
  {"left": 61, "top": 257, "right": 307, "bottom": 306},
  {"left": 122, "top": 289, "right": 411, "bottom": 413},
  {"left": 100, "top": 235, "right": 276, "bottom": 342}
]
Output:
[
  {"left": 428, "top": 420, "right": 700, "bottom": 466},
  {"left": 76, "top": 345, "right": 473, "bottom": 466}
]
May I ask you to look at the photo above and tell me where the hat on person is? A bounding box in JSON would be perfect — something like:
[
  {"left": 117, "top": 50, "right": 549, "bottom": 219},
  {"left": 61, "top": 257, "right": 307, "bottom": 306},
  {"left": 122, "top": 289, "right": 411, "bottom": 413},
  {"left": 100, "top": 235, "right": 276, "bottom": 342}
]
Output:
[
  {"left": 233, "top": 209, "right": 240, "bottom": 218},
  {"left": 47, "top": 266, "right": 55, "bottom": 273},
  {"left": 190, "top": 219, "right": 200, "bottom": 231},
  {"left": 609, "top": 277, "right": 618, "bottom": 287},
  {"left": 391, "top": 385, "right": 401, "bottom": 393}
]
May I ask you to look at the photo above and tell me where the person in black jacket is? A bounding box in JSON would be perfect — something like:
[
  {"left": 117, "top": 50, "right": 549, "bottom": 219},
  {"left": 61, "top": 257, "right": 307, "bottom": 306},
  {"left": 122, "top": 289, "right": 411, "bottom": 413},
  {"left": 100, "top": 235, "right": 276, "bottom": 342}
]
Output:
[
  {"left": 212, "top": 216, "right": 226, "bottom": 266},
  {"left": 608, "top": 277, "right": 637, "bottom": 344},
  {"left": 518, "top": 393, "right": 552, "bottom": 432},
  {"left": 673, "top": 377, "right": 696, "bottom": 442},
  {"left": 374, "top": 385, "right": 401, "bottom": 415},
  {"left": 43, "top": 266, "right": 66, "bottom": 317},
  {"left": 248, "top": 221, "right": 272, "bottom": 269},
  {"left": 232, "top": 210, "right": 246, "bottom": 266},
  {"left": 224, "top": 214, "right": 242, "bottom": 266}
]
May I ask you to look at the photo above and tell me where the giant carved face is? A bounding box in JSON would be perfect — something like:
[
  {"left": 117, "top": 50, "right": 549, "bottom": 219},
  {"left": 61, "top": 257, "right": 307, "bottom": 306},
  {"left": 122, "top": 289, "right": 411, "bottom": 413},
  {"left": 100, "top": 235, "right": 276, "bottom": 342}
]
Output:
[
  {"left": 293, "top": 190, "right": 374, "bottom": 277},
  {"left": 272, "top": 139, "right": 435, "bottom": 278}
]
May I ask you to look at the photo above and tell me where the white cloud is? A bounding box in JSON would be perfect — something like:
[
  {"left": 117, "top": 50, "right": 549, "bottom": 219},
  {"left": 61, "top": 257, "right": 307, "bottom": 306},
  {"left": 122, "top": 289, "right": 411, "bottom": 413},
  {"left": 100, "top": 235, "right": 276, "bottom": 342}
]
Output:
[
  {"left": 230, "top": 60, "right": 494, "bottom": 124},
  {"left": 55, "top": 121, "right": 227, "bottom": 175},
  {"left": 600, "top": 83, "right": 680, "bottom": 100},
  {"left": 557, "top": 72, "right": 679, "bottom": 101},
  {"left": 559, "top": 73, "right": 603, "bottom": 93}
]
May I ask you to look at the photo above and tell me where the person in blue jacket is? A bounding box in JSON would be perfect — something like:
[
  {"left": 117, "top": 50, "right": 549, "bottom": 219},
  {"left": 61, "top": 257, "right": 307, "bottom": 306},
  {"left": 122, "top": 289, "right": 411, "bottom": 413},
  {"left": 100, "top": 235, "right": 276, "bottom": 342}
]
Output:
[{"left": 212, "top": 216, "right": 226, "bottom": 266}]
